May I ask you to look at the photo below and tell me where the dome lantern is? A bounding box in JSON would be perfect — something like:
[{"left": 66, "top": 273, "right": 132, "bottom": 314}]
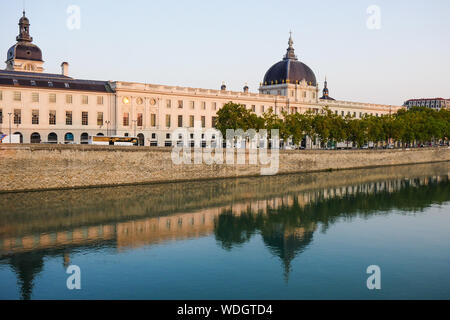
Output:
[{"left": 6, "top": 11, "right": 44, "bottom": 72}]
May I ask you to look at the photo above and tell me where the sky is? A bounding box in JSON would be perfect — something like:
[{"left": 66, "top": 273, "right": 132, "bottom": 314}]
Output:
[{"left": 0, "top": 0, "right": 449, "bottom": 106}]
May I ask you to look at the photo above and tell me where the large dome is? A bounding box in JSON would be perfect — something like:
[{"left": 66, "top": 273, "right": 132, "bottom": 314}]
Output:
[{"left": 263, "top": 35, "right": 317, "bottom": 86}]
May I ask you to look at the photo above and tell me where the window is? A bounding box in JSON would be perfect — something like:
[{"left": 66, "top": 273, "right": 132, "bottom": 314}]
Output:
[
  {"left": 14, "top": 109, "right": 21, "bottom": 124},
  {"left": 66, "top": 111, "right": 72, "bottom": 125},
  {"left": 165, "top": 114, "right": 171, "bottom": 128},
  {"left": 150, "top": 113, "right": 156, "bottom": 127},
  {"left": 359, "top": 112, "right": 362, "bottom": 118},
  {"left": 82, "top": 95, "right": 89, "bottom": 104},
  {"left": 123, "top": 113, "right": 129, "bottom": 126},
  {"left": 189, "top": 115, "right": 194, "bottom": 127},
  {"left": 32, "top": 110, "right": 39, "bottom": 125},
  {"left": 353, "top": 112, "right": 356, "bottom": 117},
  {"left": 312, "top": 92, "right": 316, "bottom": 99},
  {"left": 14, "top": 92, "right": 21, "bottom": 101},
  {"left": 341, "top": 111, "right": 344, "bottom": 117},
  {"left": 201, "top": 116, "right": 206, "bottom": 128},
  {"left": 190, "top": 101, "right": 195, "bottom": 109},
  {"left": 178, "top": 115, "right": 183, "bottom": 127},
  {"left": 0, "top": 91, "right": 2, "bottom": 100},
  {"left": 49, "top": 93, "right": 56, "bottom": 103},
  {"left": 32, "top": 92, "right": 39, "bottom": 102},
  {"left": 82, "top": 112, "right": 88, "bottom": 125},
  {"left": 137, "top": 113, "right": 143, "bottom": 127},
  {"left": 31, "top": 80, "right": 37, "bottom": 86},
  {"left": 166, "top": 133, "right": 171, "bottom": 139},
  {"left": 151, "top": 133, "right": 156, "bottom": 139},
  {"left": 178, "top": 100, "right": 183, "bottom": 109},
  {"left": 49, "top": 110, "right": 56, "bottom": 125},
  {"left": 251, "top": 105, "right": 256, "bottom": 112},
  {"left": 64, "top": 83, "right": 70, "bottom": 88},
  {"left": 48, "top": 81, "right": 53, "bottom": 87},
  {"left": 97, "top": 112, "right": 103, "bottom": 126},
  {"left": 97, "top": 96, "right": 104, "bottom": 105},
  {"left": 66, "top": 95, "right": 73, "bottom": 104},
  {"left": 0, "top": 109, "right": 2, "bottom": 124},
  {"left": 212, "top": 102, "right": 217, "bottom": 111},
  {"left": 303, "top": 92, "right": 307, "bottom": 98},
  {"left": 261, "top": 105, "right": 265, "bottom": 113},
  {"left": 202, "top": 101, "right": 206, "bottom": 110},
  {"left": 166, "top": 100, "right": 171, "bottom": 108},
  {"left": 212, "top": 116, "right": 217, "bottom": 128}
]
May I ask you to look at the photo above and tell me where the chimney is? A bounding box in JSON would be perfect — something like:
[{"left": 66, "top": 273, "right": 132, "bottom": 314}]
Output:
[
  {"left": 243, "top": 83, "right": 249, "bottom": 93},
  {"left": 61, "top": 62, "right": 69, "bottom": 77},
  {"left": 220, "top": 82, "right": 226, "bottom": 91}
]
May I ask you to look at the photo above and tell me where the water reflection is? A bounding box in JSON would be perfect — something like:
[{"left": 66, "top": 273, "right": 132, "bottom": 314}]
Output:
[{"left": 0, "top": 163, "right": 449, "bottom": 299}]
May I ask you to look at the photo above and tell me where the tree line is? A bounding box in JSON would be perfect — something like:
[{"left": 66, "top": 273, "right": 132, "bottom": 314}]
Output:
[{"left": 215, "top": 102, "right": 450, "bottom": 148}]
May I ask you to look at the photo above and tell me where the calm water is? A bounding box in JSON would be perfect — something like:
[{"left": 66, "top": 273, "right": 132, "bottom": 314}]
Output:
[{"left": 0, "top": 163, "right": 449, "bottom": 300}]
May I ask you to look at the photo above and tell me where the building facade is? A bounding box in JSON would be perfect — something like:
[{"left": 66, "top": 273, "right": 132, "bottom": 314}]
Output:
[
  {"left": 403, "top": 98, "right": 449, "bottom": 110},
  {"left": 0, "top": 12, "right": 403, "bottom": 146}
]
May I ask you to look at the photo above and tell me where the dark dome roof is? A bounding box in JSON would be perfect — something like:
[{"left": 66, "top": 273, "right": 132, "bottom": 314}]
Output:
[
  {"left": 263, "top": 34, "right": 317, "bottom": 86},
  {"left": 263, "top": 59, "right": 316, "bottom": 86},
  {"left": 7, "top": 42, "right": 43, "bottom": 62},
  {"left": 19, "top": 15, "right": 29, "bottom": 24}
]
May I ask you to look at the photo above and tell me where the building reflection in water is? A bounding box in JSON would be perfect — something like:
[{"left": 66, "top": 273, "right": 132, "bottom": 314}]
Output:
[{"left": 0, "top": 163, "right": 449, "bottom": 299}]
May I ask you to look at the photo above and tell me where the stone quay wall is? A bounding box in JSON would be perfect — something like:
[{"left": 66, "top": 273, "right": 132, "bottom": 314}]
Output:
[{"left": 0, "top": 144, "right": 449, "bottom": 192}]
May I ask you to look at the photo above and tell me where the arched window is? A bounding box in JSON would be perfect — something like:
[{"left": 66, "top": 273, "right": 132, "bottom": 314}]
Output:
[
  {"left": 80, "top": 133, "right": 89, "bottom": 144},
  {"left": 30, "top": 132, "right": 41, "bottom": 144},
  {"left": 137, "top": 133, "right": 145, "bottom": 146},
  {"left": 64, "top": 132, "right": 74, "bottom": 144},
  {"left": 96, "top": 133, "right": 104, "bottom": 136},
  {"left": 14, "top": 132, "right": 23, "bottom": 143},
  {"left": 48, "top": 132, "right": 58, "bottom": 144}
]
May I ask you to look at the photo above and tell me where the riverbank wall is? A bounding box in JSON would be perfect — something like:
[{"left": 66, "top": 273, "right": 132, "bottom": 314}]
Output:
[{"left": 0, "top": 144, "right": 449, "bottom": 192}]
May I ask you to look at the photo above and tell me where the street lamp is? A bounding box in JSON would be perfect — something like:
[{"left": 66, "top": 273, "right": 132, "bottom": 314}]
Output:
[
  {"left": 8, "top": 112, "right": 12, "bottom": 143},
  {"left": 105, "top": 120, "right": 111, "bottom": 136}
]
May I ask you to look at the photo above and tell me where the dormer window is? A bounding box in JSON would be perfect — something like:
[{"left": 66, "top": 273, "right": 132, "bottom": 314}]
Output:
[
  {"left": 13, "top": 79, "right": 19, "bottom": 85},
  {"left": 64, "top": 83, "right": 70, "bottom": 88},
  {"left": 31, "top": 80, "right": 36, "bottom": 86},
  {"left": 48, "top": 81, "right": 53, "bottom": 87}
]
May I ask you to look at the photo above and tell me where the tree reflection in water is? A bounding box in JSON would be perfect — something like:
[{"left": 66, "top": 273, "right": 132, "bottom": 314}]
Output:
[{"left": 0, "top": 163, "right": 449, "bottom": 299}]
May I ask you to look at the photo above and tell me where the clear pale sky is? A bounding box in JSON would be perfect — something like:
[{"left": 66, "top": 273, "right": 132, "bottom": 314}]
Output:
[{"left": 1, "top": 0, "right": 449, "bottom": 106}]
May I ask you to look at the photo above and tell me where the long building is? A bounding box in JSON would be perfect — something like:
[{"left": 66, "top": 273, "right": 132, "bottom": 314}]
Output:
[
  {"left": 0, "top": 12, "right": 403, "bottom": 146},
  {"left": 403, "top": 98, "right": 449, "bottom": 110}
]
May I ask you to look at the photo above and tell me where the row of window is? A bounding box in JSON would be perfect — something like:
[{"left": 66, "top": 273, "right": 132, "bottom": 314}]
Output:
[
  {"left": 334, "top": 110, "right": 380, "bottom": 118},
  {"left": 165, "top": 100, "right": 219, "bottom": 111},
  {"left": 263, "top": 90, "right": 316, "bottom": 99},
  {"left": 121, "top": 113, "right": 216, "bottom": 128},
  {"left": 0, "top": 90, "right": 104, "bottom": 105},
  {"left": 0, "top": 108, "right": 104, "bottom": 126},
  {"left": 122, "top": 113, "right": 154, "bottom": 127},
  {"left": 165, "top": 100, "right": 275, "bottom": 114}
]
